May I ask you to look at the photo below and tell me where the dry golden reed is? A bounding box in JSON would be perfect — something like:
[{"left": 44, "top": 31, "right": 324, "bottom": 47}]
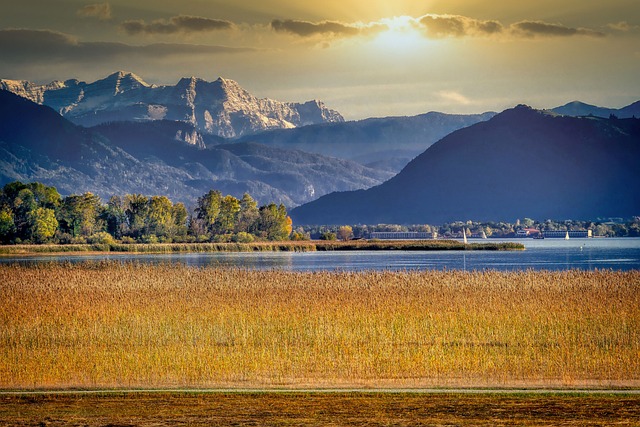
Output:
[{"left": 0, "top": 263, "right": 638, "bottom": 389}]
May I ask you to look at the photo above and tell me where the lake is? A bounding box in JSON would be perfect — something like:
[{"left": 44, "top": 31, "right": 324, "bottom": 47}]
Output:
[{"left": 2, "top": 238, "right": 639, "bottom": 271}]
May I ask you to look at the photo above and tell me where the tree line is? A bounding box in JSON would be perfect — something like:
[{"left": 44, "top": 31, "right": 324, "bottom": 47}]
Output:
[
  {"left": 302, "top": 217, "right": 640, "bottom": 240},
  {"left": 0, "top": 181, "right": 292, "bottom": 244}
]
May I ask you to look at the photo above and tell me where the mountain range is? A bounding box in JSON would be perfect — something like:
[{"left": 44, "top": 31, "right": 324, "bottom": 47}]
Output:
[
  {"left": 237, "top": 111, "right": 496, "bottom": 172},
  {"left": 551, "top": 100, "right": 640, "bottom": 119},
  {"left": 0, "top": 90, "right": 390, "bottom": 206},
  {"left": 2, "top": 70, "right": 639, "bottom": 222},
  {"left": 291, "top": 105, "right": 640, "bottom": 224},
  {"left": 0, "top": 71, "right": 344, "bottom": 138}
]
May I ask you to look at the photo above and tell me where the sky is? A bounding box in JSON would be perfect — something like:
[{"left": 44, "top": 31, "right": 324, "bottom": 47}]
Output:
[{"left": 1, "top": 0, "right": 639, "bottom": 120}]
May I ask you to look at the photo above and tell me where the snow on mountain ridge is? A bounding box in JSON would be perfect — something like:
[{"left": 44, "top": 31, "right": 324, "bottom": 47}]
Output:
[{"left": 1, "top": 72, "right": 344, "bottom": 137}]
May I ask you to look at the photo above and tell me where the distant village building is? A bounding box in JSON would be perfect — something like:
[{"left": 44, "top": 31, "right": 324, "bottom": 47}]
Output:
[
  {"left": 369, "top": 231, "right": 437, "bottom": 240},
  {"left": 516, "top": 229, "right": 592, "bottom": 238},
  {"left": 516, "top": 228, "right": 541, "bottom": 237},
  {"left": 543, "top": 230, "right": 592, "bottom": 238}
]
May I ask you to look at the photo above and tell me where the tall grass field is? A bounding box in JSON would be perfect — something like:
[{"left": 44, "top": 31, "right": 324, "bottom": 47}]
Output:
[{"left": 1, "top": 263, "right": 638, "bottom": 389}]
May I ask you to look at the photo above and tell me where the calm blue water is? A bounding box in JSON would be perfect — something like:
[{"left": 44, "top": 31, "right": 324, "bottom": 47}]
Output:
[{"left": 2, "top": 238, "right": 639, "bottom": 271}]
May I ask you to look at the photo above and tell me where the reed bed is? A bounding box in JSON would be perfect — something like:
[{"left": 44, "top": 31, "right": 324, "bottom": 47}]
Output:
[
  {"left": 0, "top": 240, "right": 523, "bottom": 255},
  {"left": 0, "top": 263, "right": 638, "bottom": 389}
]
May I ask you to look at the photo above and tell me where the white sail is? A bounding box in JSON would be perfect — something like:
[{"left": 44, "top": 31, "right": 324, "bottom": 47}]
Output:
[
  {"left": 481, "top": 231, "right": 487, "bottom": 239},
  {"left": 463, "top": 230, "right": 468, "bottom": 244},
  {"left": 565, "top": 231, "right": 570, "bottom": 240}
]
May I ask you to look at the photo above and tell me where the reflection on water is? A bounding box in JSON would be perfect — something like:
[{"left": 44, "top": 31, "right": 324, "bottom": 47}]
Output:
[{"left": 1, "top": 238, "right": 639, "bottom": 272}]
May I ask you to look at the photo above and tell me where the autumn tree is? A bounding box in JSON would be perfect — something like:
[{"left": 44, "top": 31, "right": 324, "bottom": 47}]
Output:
[
  {"left": 337, "top": 225, "right": 353, "bottom": 241},
  {"left": 254, "top": 203, "right": 291, "bottom": 240}
]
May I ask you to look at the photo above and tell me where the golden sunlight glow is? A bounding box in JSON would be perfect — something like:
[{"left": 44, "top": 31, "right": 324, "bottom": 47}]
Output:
[{"left": 371, "top": 16, "right": 430, "bottom": 53}]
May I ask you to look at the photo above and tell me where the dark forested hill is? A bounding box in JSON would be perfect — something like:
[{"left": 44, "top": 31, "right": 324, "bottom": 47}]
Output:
[{"left": 291, "top": 105, "right": 640, "bottom": 225}]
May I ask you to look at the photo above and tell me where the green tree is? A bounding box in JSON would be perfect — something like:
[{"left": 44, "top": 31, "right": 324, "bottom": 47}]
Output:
[
  {"left": 237, "top": 193, "right": 259, "bottom": 233},
  {"left": 290, "top": 230, "right": 309, "bottom": 241},
  {"left": 216, "top": 195, "right": 240, "bottom": 235},
  {"left": 0, "top": 209, "right": 16, "bottom": 243},
  {"left": 320, "top": 231, "right": 337, "bottom": 241},
  {"left": 1, "top": 182, "right": 61, "bottom": 241},
  {"left": 28, "top": 182, "right": 61, "bottom": 210},
  {"left": 59, "top": 193, "right": 102, "bottom": 237},
  {"left": 124, "top": 194, "right": 149, "bottom": 239},
  {"left": 195, "top": 190, "right": 222, "bottom": 235},
  {"left": 172, "top": 202, "right": 189, "bottom": 238},
  {"left": 12, "top": 188, "right": 37, "bottom": 239},
  {"left": 0, "top": 182, "right": 28, "bottom": 207},
  {"left": 27, "top": 208, "right": 58, "bottom": 243},
  {"left": 232, "top": 231, "right": 255, "bottom": 243},
  {"left": 102, "top": 196, "right": 128, "bottom": 239},
  {"left": 147, "top": 196, "right": 174, "bottom": 238}
]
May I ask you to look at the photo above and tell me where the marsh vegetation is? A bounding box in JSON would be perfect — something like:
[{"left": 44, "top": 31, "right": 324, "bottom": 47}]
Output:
[{"left": 1, "top": 264, "right": 637, "bottom": 389}]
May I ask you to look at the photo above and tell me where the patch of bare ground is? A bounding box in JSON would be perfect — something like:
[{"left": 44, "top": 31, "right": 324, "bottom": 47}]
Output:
[{"left": 1, "top": 392, "right": 639, "bottom": 426}]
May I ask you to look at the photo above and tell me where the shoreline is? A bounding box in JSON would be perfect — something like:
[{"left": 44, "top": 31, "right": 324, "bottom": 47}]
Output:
[{"left": 0, "top": 240, "right": 525, "bottom": 256}]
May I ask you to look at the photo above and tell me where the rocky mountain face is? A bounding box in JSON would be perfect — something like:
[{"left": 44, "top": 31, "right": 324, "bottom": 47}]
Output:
[
  {"left": 238, "top": 111, "right": 496, "bottom": 172},
  {"left": 552, "top": 100, "right": 640, "bottom": 118},
  {"left": 92, "top": 121, "right": 391, "bottom": 206},
  {"left": 0, "top": 71, "right": 344, "bottom": 138},
  {"left": 291, "top": 105, "right": 640, "bottom": 225},
  {"left": 0, "top": 90, "right": 389, "bottom": 206}
]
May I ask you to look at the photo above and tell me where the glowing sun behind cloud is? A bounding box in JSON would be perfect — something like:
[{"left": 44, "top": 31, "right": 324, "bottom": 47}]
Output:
[{"left": 371, "top": 16, "right": 431, "bottom": 53}]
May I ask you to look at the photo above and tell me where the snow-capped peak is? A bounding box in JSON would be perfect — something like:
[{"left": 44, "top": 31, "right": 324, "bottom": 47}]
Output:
[
  {"left": 1, "top": 71, "right": 345, "bottom": 137},
  {"left": 100, "top": 71, "right": 149, "bottom": 95}
]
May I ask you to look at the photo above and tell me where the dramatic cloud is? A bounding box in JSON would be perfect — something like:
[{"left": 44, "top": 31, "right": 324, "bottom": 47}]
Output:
[
  {"left": 418, "top": 14, "right": 503, "bottom": 38},
  {"left": 76, "top": 2, "right": 112, "bottom": 21},
  {"left": 509, "top": 21, "right": 605, "bottom": 38},
  {"left": 0, "top": 29, "right": 255, "bottom": 63},
  {"left": 271, "top": 19, "right": 384, "bottom": 38},
  {"left": 0, "top": 29, "right": 79, "bottom": 60},
  {"left": 416, "top": 14, "right": 605, "bottom": 39},
  {"left": 271, "top": 15, "right": 603, "bottom": 42},
  {"left": 121, "top": 15, "right": 234, "bottom": 35}
]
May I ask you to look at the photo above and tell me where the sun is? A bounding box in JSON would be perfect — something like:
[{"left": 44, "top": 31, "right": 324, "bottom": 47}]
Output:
[{"left": 371, "top": 16, "right": 427, "bottom": 52}]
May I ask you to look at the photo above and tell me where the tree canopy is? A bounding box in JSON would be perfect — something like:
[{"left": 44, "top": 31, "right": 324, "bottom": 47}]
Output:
[{"left": 0, "top": 181, "right": 293, "bottom": 244}]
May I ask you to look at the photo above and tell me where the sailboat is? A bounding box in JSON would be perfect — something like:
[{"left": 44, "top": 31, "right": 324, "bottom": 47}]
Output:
[
  {"left": 565, "top": 231, "right": 570, "bottom": 240},
  {"left": 481, "top": 231, "right": 487, "bottom": 239},
  {"left": 463, "top": 230, "right": 468, "bottom": 244}
]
